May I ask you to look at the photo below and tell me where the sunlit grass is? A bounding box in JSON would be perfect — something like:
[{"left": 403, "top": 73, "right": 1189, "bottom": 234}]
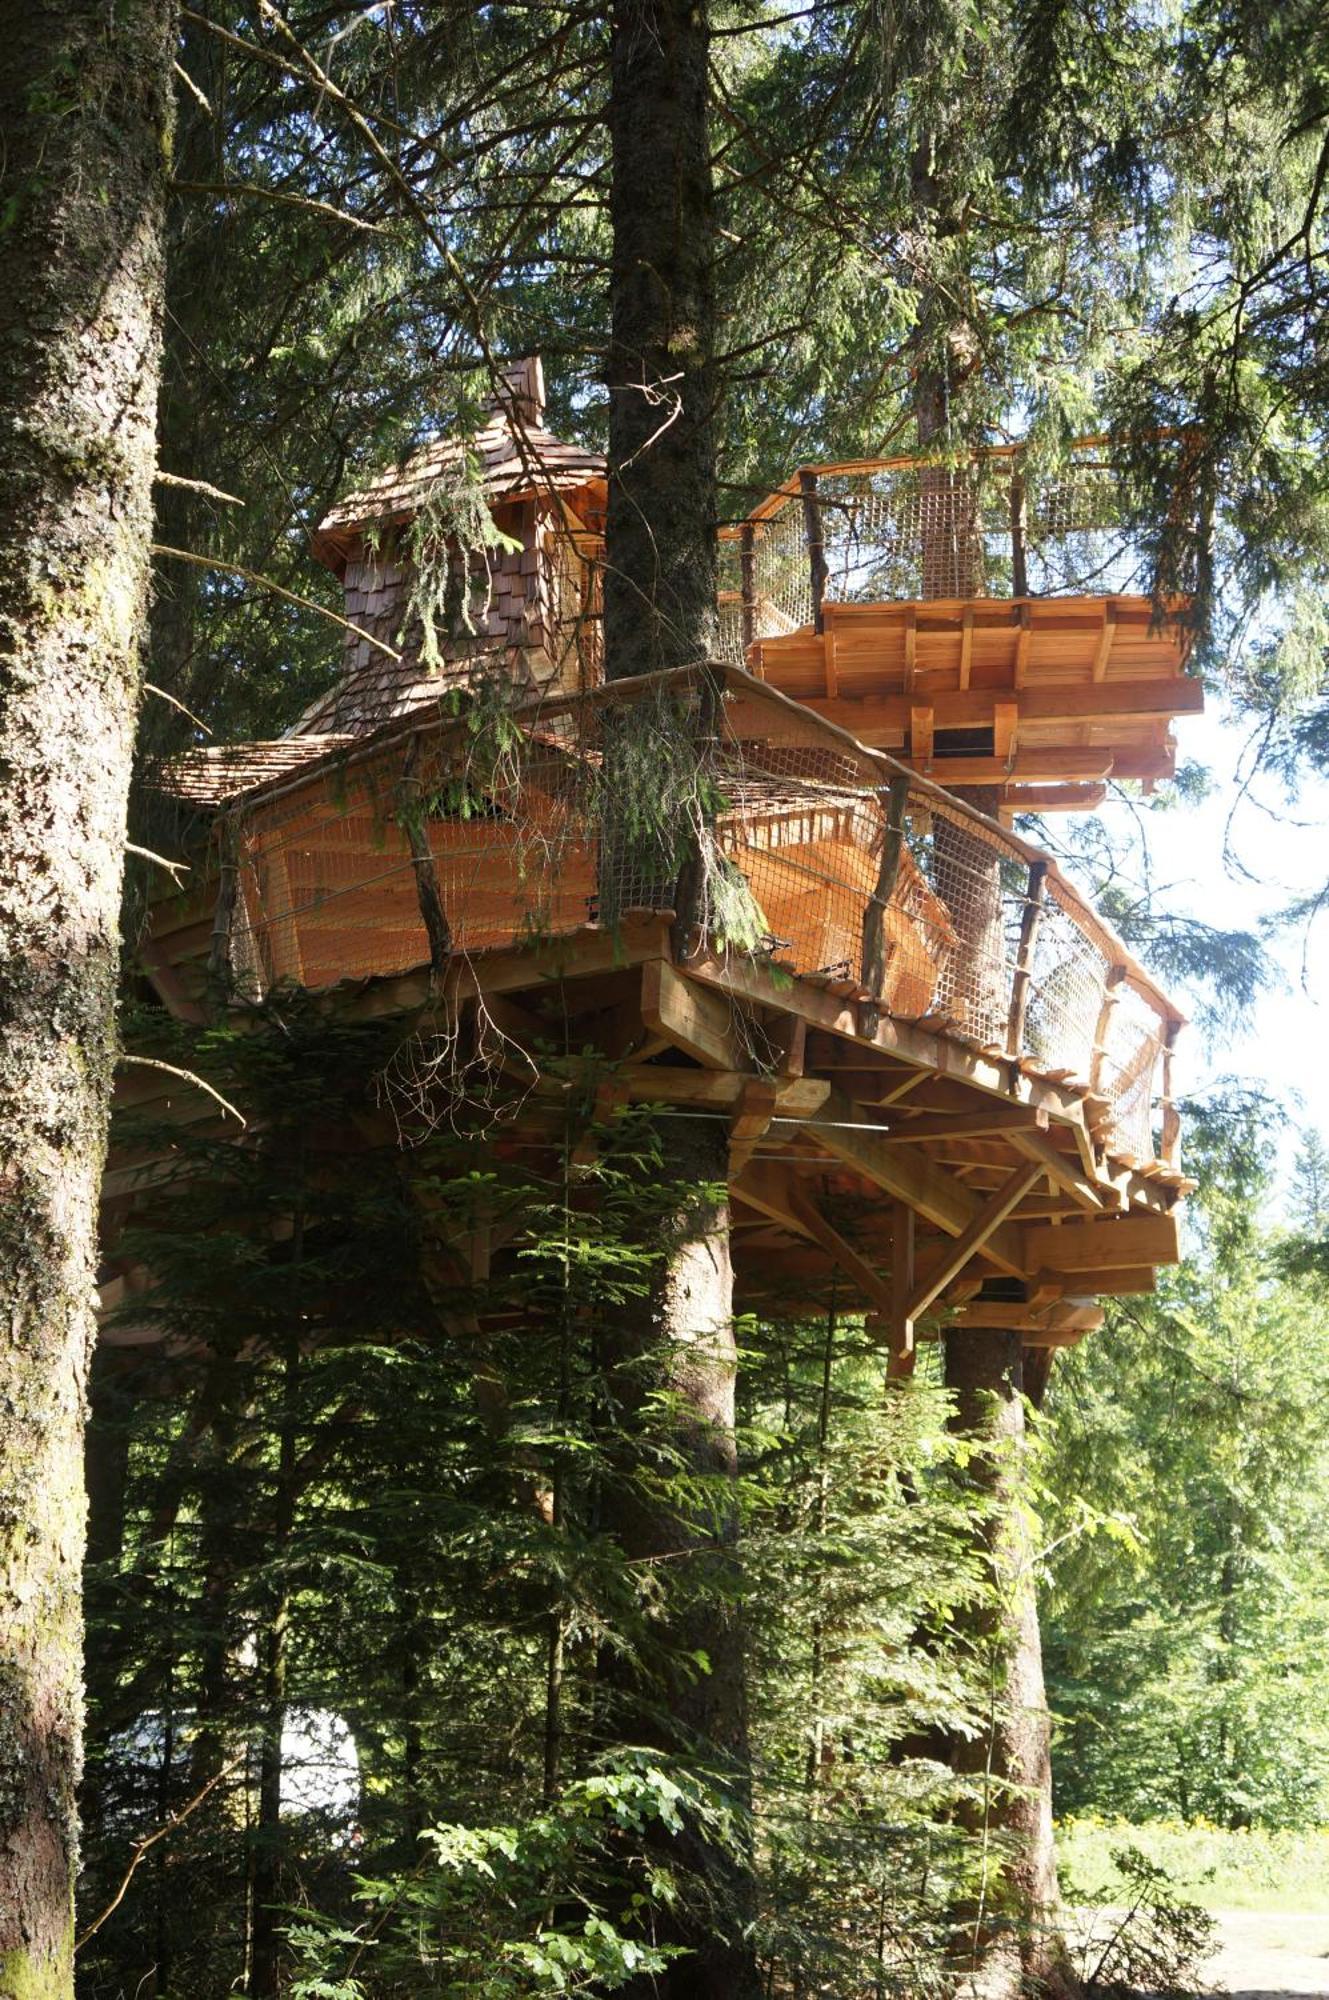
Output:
[{"left": 1057, "top": 1816, "right": 1329, "bottom": 1913}]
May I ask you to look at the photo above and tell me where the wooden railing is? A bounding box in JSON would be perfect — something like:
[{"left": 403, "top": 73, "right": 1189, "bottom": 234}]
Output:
[
  {"left": 212, "top": 665, "right": 1184, "bottom": 1170},
  {"left": 715, "top": 439, "right": 1175, "bottom": 661}
]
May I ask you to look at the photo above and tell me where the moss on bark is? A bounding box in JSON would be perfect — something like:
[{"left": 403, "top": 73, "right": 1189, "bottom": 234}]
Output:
[{"left": 0, "top": 0, "right": 176, "bottom": 1983}]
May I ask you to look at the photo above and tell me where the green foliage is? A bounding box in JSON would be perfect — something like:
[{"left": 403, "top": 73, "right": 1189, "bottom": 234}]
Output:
[
  {"left": 1070, "top": 1844, "right": 1217, "bottom": 1998},
  {"left": 290, "top": 1763, "right": 697, "bottom": 1996},
  {"left": 1043, "top": 1103, "right": 1329, "bottom": 1832},
  {"left": 1059, "top": 1817, "right": 1329, "bottom": 1916},
  {"left": 83, "top": 1005, "right": 1006, "bottom": 1998}
]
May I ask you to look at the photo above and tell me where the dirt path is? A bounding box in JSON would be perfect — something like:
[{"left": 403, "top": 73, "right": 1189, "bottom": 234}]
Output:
[{"left": 1205, "top": 1910, "right": 1329, "bottom": 1998}]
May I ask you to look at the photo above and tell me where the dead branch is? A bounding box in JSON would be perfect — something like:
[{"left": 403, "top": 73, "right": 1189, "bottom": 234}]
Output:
[
  {"left": 154, "top": 470, "right": 244, "bottom": 506},
  {"left": 143, "top": 682, "right": 213, "bottom": 735},
  {"left": 125, "top": 842, "right": 190, "bottom": 886},
  {"left": 118, "top": 1055, "right": 248, "bottom": 1129},
  {"left": 75, "top": 1754, "right": 245, "bottom": 1952},
  {"left": 173, "top": 178, "right": 386, "bottom": 233},
  {"left": 151, "top": 544, "right": 403, "bottom": 662},
  {"left": 173, "top": 59, "right": 213, "bottom": 115}
]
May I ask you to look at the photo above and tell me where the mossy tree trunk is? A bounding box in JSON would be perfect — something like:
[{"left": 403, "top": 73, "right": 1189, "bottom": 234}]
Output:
[
  {"left": 0, "top": 4, "right": 175, "bottom": 1990},
  {"left": 604, "top": 0, "right": 718, "bottom": 679},
  {"left": 601, "top": 1119, "right": 754, "bottom": 1998},
  {"left": 945, "top": 1331, "right": 1062, "bottom": 1999},
  {"left": 600, "top": 6, "right": 757, "bottom": 1992}
]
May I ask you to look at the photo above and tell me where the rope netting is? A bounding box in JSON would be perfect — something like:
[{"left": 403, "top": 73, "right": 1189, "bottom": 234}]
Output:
[
  {"left": 221, "top": 673, "right": 1174, "bottom": 1165},
  {"left": 716, "top": 448, "right": 1148, "bottom": 660}
]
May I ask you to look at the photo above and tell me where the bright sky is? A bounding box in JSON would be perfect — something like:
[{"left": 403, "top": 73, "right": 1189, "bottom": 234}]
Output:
[{"left": 1089, "top": 696, "right": 1329, "bottom": 1214}]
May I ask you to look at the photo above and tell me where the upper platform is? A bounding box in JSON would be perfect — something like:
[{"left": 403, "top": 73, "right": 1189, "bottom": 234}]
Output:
[{"left": 717, "top": 443, "right": 1198, "bottom": 816}]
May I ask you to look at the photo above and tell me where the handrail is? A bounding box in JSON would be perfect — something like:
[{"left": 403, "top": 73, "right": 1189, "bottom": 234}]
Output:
[
  {"left": 212, "top": 661, "right": 1184, "bottom": 1167},
  {"left": 717, "top": 431, "right": 1186, "bottom": 534},
  {"left": 712, "top": 437, "right": 1197, "bottom": 636}
]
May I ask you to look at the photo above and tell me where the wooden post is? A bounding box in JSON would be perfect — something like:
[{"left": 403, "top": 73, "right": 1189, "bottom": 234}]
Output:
[
  {"left": 1010, "top": 470, "right": 1029, "bottom": 599},
  {"left": 888, "top": 1200, "right": 916, "bottom": 1379},
  {"left": 800, "top": 468, "right": 829, "bottom": 634},
  {"left": 1005, "top": 860, "right": 1048, "bottom": 1057},
  {"left": 860, "top": 773, "right": 913, "bottom": 1035},
  {"left": 1089, "top": 964, "right": 1125, "bottom": 1094},
  {"left": 739, "top": 520, "right": 757, "bottom": 654},
  {"left": 1160, "top": 1019, "right": 1182, "bottom": 1170}
]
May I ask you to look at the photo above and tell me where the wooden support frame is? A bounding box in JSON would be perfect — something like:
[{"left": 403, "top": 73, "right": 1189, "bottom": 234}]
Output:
[
  {"left": 1007, "top": 1126, "right": 1104, "bottom": 1209},
  {"left": 729, "top": 1078, "right": 781, "bottom": 1177},
  {"left": 798, "top": 1087, "right": 1027, "bottom": 1274},
  {"left": 1006, "top": 860, "right": 1048, "bottom": 1055},
  {"left": 879, "top": 1107, "right": 1051, "bottom": 1143},
  {"left": 733, "top": 1162, "right": 896, "bottom": 1321},
  {"left": 1013, "top": 604, "right": 1032, "bottom": 689},
  {"left": 889, "top": 1201, "right": 915, "bottom": 1378},
  {"left": 1092, "top": 601, "right": 1118, "bottom": 682},
  {"left": 1022, "top": 1211, "right": 1180, "bottom": 1272},
  {"left": 905, "top": 1162, "right": 1042, "bottom": 1321},
  {"left": 641, "top": 958, "right": 746, "bottom": 1070}
]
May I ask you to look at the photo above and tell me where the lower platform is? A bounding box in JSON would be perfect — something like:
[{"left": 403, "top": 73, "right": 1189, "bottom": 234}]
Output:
[{"left": 103, "top": 912, "right": 1186, "bottom": 1383}]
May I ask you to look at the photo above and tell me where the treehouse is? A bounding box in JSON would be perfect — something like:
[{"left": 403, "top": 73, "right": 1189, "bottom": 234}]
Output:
[{"left": 110, "top": 362, "right": 1199, "bottom": 1391}]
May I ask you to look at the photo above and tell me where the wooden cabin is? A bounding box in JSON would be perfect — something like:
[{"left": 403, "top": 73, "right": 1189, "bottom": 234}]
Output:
[{"left": 113, "top": 367, "right": 1200, "bottom": 1384}]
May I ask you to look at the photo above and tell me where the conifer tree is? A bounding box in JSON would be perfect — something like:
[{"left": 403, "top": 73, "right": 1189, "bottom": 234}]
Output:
[{"left": 0, "top": 4, "right": 175, "bottom": 1990}]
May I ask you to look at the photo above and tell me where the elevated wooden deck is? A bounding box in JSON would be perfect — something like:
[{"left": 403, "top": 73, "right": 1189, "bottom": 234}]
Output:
[
  {"left": 718, "top": 442, "right": 1201, "bottom": 814},
  {"left": 117, "top": 666, "right": 1188, "bottom": 1375}
]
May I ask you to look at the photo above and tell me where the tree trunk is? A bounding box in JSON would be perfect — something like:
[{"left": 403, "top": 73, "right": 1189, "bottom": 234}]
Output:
[
  {"left": 605, "top": 0, "right": 718, "bottom": 678},
  {"left": 945, "top": 1329, "right": 1063, "bottom": 1999},
  {"left": 932, "top": 786, "right": 1011, "bottom": 1046},
  {"left": 0, "top": 4, "right": 174, "bottom": 1990},
  {"left": 249, "top": 1343, "right": 299, "bottom": 2000},
  {"left": 602, "top": 1116, "right": 755, "bottom": 1999},
  {"left": 599, "top": 6, "right": 756, "bottom": 1991}
]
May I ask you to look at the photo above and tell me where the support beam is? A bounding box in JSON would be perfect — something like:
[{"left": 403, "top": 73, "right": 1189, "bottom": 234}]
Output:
[
  {"left": 906, "top": 1163, "right": 1043, "bottom": 1321},
  {"left": 879, "top": 1107, "right": 1051, "bottom": 1143},
  {"left": 1021, "top": 1211, "right": 1180, "bottom": 1273},
  {"left": 612, "top": 1066, "right": 830, "bottom": 1117},
  {"left": 1007, "top": 1126, "right": 1105, "bottom": 1209},
  {"left": 732, "top": 1162, "right": 896, "bottom": 1319},
  {"left": 1091, "top": 601, "right": 1117, "bottom": 681},
  {"left": 798, "top": 1088, "right": 1026, "bottom": 1273},
  {"left": 889, "top": 1201, "right": 915, "bottom": 1377},
  {"left": 728, "top": 1078, "right": 780, "bottom": 1177},
  {"left": 642, "top": 957, "right": 747, "bottom": 1069},
  {"left": 1031, "top": 1264, "right": 1156, "bottom": 1297}
]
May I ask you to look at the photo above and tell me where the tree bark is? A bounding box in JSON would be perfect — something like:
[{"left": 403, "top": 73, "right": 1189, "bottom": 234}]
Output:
[
  {"left": 599, "top": 6, "right": 756, "bottom": 1991},
  {"left": 249, "top": 1343, "right": 300, "bottom": 2000},
  {"left": 0, "top": 4, "right": 175, "bottom": 1991},
  {"left": 605, "top": 0, "right": 718, "bottom": 678},
  {"left": 944, "top": 1329, "right": 1062, "bottom": 1999},
  {"left": 601, "top": 1116, "right": 755, "bottom": 1999}
]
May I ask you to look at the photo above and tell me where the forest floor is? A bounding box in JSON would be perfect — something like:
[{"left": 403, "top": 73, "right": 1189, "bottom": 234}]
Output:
[{"left": 1204, "top": 1909, "right": 1329, "bottom": 1998}]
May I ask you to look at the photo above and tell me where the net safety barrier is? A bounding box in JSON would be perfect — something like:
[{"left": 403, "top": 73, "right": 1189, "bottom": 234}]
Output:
[
  {"left": 217, "top": 667, "right": 1180, "bottom": 1168},
  {"left": 715, "top": 444, "right": 1160, "bottom": 662}
]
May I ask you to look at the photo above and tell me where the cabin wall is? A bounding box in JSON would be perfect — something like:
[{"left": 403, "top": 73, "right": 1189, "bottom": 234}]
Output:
[{"left": 332, "top": 500, "right": 600, "bottom": 710}]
